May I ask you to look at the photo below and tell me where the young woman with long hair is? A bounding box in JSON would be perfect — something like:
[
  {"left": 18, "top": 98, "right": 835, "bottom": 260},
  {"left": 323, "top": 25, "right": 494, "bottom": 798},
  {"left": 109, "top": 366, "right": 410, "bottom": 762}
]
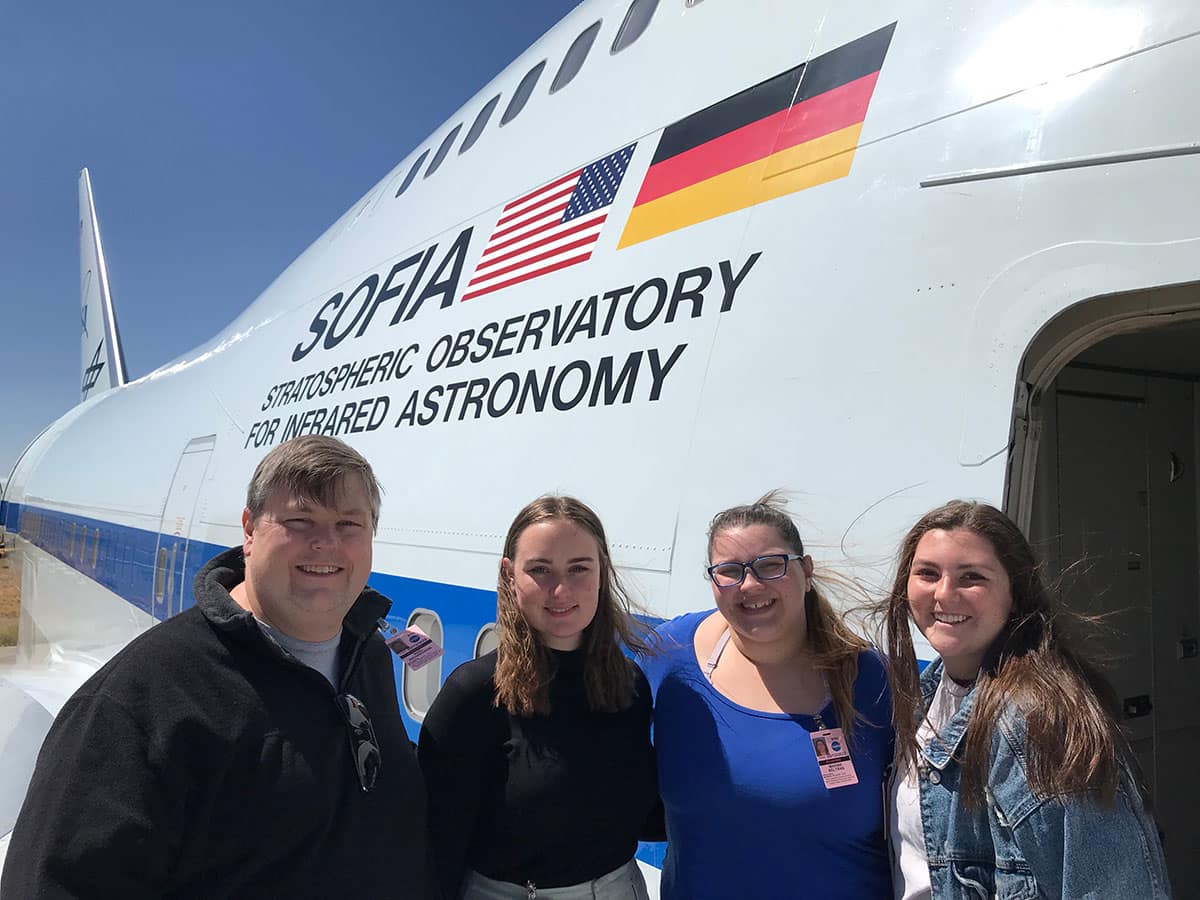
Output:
[
  {"left": 418, "top": 496, "right": 658, "bottom": 900},
  {"left": 882, "top": 500, "right": 1170, "bottom": 898},
  {"left": 640, "top": 492, "right": 894, "bottom": 899}
]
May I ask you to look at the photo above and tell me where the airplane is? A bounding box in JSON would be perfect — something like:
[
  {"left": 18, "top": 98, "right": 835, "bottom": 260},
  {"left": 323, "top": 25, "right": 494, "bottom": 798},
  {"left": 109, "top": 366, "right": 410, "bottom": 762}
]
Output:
[{"left": 4, "top": 0, "right": 1200, "bottom": 893}]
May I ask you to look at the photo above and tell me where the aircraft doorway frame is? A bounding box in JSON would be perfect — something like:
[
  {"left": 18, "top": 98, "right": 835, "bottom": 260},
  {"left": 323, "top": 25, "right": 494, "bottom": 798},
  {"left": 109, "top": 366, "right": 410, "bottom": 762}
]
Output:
[
  {"left": 1005, "top": 282, "right": 1200, "bottom": 530},
  {"left": 1004, "top": 281, "right": 1200, "bottom": 899},
  {"left": 153, "top": 435, "right": 216, "bottom": 619}
]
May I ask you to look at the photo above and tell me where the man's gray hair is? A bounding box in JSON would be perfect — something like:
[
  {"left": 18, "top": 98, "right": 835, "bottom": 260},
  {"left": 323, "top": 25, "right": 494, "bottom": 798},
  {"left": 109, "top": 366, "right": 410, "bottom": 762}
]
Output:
[{"left": 246, "top": 436, "right": 383, "bottom": 531}]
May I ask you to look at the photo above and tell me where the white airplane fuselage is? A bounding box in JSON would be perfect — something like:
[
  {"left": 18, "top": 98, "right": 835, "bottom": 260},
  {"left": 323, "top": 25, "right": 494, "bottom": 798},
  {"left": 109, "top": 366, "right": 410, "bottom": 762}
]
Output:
[{"left": 5, "top": 0, "right": 1200, "bottom": 891}]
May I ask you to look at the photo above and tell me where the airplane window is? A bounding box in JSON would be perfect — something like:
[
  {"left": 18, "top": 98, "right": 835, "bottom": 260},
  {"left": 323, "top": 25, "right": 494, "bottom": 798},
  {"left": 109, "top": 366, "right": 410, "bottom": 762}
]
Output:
[
  {"left": 425, "top": 123, "right": 463, "bottom": 178},
  {"left": 611, "top": 0, "right": 659, "bottom": 53},
  {"left": 460, "top": 95, "right": 501, "bottom": 155},
  {"left": 500, "top": 60, "right": 547, "bottom": 126},
  {"left": 395, "top": 149, "right": 430, "bottom": 198},
  {"left": 550, "top": 21, "right": 602, "bottom": 94},
  {"left": 154, "top": 547, "right": 168, "bottom": 604},
  {"left": 474, "top": 623, "right": 500, "bottom": 658},
  {"left": 69, "top": 522, "right": 77, "bottom": 559},
  {"left": 401, "top": 609, "right": 445, "bottom": 721},
  {"left": 166, "top": 543, "right": 178, "bottom": 606},
  {"left": 92, "top": 528, "right": 100, "bottom": 568}
]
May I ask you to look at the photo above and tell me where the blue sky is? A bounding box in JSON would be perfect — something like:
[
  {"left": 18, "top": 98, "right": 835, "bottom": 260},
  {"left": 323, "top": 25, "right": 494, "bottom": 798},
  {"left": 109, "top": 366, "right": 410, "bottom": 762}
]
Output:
[{"left": 1, "top": 0, "right": 573, "bottom": 476}]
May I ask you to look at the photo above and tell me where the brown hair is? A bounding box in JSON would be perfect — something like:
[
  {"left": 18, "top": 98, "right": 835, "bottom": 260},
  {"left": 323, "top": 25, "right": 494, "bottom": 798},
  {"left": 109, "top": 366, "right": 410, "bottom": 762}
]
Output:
[
  {"left": 494, "top": 495, "right": 651, "bottom": 716},
  {"left": 707, "top": 491, "right": 871, "bottom": 742},
  {"left": 246, "top": 435, "right": 383, "bottom": 532},
  {"left": 881, "top": 500, "right": 1124, "bottom": 803}
]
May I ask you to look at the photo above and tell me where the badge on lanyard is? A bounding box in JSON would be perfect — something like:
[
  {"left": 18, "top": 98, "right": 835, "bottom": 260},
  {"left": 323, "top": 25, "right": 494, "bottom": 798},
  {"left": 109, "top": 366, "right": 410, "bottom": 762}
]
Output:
[
  {"left": 811, "top": 727, "right": 859, "bottom": 789},
  {"left": 377, "top": 619, "right": 445, "bottom": 670}
]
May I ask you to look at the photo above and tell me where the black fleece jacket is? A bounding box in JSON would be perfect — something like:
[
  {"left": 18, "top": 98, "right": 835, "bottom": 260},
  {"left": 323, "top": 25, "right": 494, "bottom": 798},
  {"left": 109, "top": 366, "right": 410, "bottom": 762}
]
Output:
[{"left": 1, "top": 547, "right": 434, "bottom": 899}]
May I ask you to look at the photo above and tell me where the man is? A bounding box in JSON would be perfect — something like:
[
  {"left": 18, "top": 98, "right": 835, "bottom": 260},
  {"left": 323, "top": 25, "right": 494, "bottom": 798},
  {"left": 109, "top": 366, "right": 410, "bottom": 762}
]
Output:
[{"left": 2, "top": 436, "right": 434, "bottom": 898}]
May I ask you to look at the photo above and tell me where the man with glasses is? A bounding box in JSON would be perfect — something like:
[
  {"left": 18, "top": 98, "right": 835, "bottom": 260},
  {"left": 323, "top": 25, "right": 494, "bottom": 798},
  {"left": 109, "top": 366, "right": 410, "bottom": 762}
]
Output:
[{"left": 2, "top": 436, "right": 435, "bottom": 898}]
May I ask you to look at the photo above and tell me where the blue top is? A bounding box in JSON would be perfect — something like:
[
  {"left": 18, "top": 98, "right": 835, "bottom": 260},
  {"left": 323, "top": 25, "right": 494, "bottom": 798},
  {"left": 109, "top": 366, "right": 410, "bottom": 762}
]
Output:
[{"left": 641, "top": 611, "right": 894, "bottom": 899}]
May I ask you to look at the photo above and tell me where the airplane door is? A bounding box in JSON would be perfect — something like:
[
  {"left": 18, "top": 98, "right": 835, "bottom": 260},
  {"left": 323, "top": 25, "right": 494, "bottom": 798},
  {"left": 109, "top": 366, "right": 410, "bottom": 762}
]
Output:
[
  {"left": 153, "top": 436, "right": 215, "bottom": 619},
  {"left": 1048, "top": 371, "right": 1200, "bottom": 895},
  {"left": 1055, "top": 394, "right": 1157, "bottom": 773}
]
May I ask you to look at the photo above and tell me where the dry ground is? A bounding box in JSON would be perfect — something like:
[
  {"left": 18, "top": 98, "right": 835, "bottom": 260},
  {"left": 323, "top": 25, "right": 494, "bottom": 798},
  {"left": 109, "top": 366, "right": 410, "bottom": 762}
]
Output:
[{"left": 0, "top": 545, "right": 19, "bottom": 646}]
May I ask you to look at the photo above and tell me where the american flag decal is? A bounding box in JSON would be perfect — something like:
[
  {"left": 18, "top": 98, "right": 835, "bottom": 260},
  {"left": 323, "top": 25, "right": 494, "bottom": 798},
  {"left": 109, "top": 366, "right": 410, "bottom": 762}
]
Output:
[{"left": 461, "top": 143, "right": 636, "bottom": 302}]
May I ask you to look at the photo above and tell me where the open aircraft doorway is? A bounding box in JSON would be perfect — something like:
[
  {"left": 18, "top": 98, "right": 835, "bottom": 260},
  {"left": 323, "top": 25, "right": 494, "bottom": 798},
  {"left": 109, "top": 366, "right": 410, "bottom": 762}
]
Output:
[{"left": 1012, "top": 286, "right": 1200, "bottom": 898}]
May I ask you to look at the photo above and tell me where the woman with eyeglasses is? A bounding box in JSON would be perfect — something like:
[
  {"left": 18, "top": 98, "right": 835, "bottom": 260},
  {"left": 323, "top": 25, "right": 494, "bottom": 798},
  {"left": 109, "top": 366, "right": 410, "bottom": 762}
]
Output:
[
  {"left": 880, "top": 501, "right": 1170, "bottom": 898},
  {"left": 418, "top": 496, "right": 658, "bottom": 900},
  {"left": 639, "top": 492, "right": 894, "bottom": 899}
]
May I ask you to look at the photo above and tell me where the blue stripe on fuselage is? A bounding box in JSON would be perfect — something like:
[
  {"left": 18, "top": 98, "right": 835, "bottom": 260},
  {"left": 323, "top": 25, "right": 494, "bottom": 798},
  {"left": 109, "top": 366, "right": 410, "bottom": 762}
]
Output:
[{"left": 4, "top": 501, "right": 498, "bottom": 739}]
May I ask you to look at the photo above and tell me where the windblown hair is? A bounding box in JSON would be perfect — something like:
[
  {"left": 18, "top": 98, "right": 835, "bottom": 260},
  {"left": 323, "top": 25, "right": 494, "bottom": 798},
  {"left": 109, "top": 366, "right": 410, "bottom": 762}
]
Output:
[
  {"left": 707, "top": 491, "right": 871, "bottom": 743},
  {"left": 881, "top": 500, "right": 1125, "bottom": 804},
  {"left": 245, "top": 435, "right": 383, "bottom": 532},
  {"left": 494, "top": 495, "right": 652, "bottom": 717}
]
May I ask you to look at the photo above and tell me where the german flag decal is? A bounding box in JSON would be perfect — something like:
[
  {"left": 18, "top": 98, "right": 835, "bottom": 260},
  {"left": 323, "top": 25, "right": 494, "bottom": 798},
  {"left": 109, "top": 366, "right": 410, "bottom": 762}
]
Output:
[{"left": 618, "top": 23, "right": 895, "bottom": 249}]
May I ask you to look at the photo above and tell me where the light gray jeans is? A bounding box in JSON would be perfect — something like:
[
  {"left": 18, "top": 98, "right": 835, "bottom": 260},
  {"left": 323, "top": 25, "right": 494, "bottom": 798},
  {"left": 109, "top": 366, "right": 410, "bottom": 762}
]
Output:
[{"left": 461, "top": 859, "right": 650, "bottom": 900}]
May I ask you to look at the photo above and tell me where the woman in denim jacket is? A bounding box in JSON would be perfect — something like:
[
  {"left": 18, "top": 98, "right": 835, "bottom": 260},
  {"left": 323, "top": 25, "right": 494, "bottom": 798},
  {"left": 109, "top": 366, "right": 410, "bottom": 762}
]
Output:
[{"left": 879, "top": 501, "right": 1171, "bottom": 899}]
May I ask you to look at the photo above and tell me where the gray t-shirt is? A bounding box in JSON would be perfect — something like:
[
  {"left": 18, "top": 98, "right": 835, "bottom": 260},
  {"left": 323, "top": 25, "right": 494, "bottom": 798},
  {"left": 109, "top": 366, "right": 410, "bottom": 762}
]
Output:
[{"left": 256, "top": 618, "right": 342, "bottom": 687}]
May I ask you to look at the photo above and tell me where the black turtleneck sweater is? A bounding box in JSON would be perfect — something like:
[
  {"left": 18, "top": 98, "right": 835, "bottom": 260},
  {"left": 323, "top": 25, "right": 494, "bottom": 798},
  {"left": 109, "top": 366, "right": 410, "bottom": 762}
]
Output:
[{"left": 417, "top": 648, "right": 659, "bottom": 897}]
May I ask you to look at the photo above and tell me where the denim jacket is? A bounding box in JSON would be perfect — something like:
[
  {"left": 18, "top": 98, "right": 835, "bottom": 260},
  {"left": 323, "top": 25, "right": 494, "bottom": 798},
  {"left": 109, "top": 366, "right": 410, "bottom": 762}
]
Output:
[{"left": 914, "top": 660, "right": 1171, "bottom": 899}]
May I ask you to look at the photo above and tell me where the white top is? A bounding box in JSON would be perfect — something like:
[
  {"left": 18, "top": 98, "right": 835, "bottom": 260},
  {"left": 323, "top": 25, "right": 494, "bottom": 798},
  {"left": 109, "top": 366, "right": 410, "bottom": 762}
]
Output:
[{"left": 890, "top": 670, "right": 975, "bottom": 900}]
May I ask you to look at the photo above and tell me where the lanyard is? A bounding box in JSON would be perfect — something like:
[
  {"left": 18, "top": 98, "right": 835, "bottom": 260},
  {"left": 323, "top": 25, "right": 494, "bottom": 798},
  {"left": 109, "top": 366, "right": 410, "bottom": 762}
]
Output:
[{"left": 704, "top": 626, "right": 831, "bottom": 728}]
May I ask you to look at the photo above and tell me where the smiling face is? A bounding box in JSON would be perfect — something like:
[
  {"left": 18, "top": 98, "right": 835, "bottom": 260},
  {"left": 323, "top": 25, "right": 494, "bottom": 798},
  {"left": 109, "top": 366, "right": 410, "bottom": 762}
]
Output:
[
  {"left": 503, "top": 518, "right": 601, "bottom": 651},
  {"left": 907, "top": 528, "right": 1013, "bottom": 681},
  {"left": 708, "top": 523, "right": 813, "bottom": 648},
  {"left": 235, "top": 475, "right": 374, "bottom": 642}
]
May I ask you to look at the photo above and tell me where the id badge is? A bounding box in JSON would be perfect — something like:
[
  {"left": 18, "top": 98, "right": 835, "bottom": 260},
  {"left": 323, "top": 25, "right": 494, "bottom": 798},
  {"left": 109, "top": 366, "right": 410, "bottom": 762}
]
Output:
[
  {"left": 378, "top": 620, "right": 445, "bottom": 671},
  {"left": 811, "top": 727, "right": 859, "bottom": 789}
]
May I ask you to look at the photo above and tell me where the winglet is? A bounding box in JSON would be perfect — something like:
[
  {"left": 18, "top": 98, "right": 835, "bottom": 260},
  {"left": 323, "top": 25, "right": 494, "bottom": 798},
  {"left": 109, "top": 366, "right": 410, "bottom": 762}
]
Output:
[{"left": 78, "top": 168, "right": 128, "bottom": 401}]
